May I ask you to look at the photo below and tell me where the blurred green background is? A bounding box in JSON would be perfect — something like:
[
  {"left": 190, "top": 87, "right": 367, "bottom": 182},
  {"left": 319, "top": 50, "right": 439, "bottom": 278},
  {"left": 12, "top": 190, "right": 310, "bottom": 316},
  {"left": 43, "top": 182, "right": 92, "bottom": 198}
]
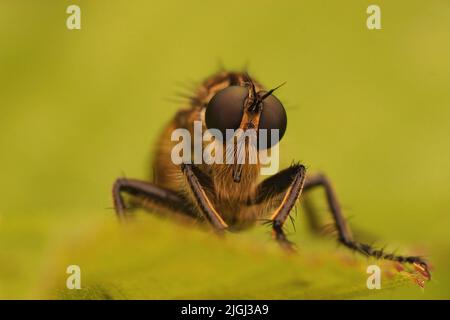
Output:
[{"left": 0, "top": 0, "right": 449, "bottom": 299}]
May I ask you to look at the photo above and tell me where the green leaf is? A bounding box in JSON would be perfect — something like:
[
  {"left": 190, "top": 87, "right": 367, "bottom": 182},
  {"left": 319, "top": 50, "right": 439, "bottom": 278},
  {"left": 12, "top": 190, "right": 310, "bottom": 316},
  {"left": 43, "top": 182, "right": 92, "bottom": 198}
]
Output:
[{"left": 38, "top": 214, "right": 424, "bottom": 300}]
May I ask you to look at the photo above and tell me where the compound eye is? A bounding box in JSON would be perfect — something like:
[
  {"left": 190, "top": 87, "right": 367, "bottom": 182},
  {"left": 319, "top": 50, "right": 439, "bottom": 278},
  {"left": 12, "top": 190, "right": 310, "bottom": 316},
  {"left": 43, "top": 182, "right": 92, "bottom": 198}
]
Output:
[
  {"left": 258, "top": 92, "right": 287, "bottom": 149},
  {"left": 205, "top": 86, "right": 246, "bottom": 139}
]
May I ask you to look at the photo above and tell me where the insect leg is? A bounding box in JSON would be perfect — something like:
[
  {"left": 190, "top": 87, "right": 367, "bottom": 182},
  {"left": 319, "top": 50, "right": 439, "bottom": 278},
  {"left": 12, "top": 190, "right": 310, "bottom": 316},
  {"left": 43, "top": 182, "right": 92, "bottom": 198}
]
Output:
[
  {"left": 181, "top": 163, "right": 228, "bottom": 232},
  {"left": 252, "top": 166, "right": 323, "bottom": 233},
  {"left": 304, "top": 174, "right": 430, "bottom": 278},
  {"left": 254, "top": 163, "right": 307, "bottom": 249},
  {"left": 112, "top": 178, "right": 195, "bottom": 221}
]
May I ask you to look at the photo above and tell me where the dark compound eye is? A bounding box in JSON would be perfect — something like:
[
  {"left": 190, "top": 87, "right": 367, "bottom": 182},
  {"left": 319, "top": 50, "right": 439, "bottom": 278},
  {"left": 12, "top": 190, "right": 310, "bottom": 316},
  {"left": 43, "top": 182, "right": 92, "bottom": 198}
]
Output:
[
  {"left": 205, "top": 86, "right": 246, "bottom": 139},
  {"left": 258, "top": 92, "right": 287, "bottom": 149}
]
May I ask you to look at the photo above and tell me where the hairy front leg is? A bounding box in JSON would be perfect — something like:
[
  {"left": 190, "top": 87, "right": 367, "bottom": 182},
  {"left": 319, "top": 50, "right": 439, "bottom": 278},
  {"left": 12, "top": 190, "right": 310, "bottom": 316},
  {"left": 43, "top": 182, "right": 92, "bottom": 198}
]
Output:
[
  {"left": 181, "top": 164, "right": 228, "bottom": 232},
  {"left": 303, "top": 174, "right": 431, "bottom": 279},
  {"left": 253, "top": 163, "right": 307, "bottom": 249}
]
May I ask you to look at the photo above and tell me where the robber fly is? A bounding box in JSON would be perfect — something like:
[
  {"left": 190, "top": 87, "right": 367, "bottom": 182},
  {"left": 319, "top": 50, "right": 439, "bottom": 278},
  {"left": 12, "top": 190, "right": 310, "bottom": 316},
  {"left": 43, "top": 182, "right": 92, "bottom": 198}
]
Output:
[{"left": 112, "top": 71, "right": 430, "bottom": 278}]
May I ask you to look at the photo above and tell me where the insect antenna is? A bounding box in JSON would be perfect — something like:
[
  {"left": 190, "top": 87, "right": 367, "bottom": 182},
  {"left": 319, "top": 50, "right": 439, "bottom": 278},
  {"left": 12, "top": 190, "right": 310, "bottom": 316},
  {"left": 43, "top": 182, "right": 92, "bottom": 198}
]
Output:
[{"left": 260, "top": 81, "right": 287, "bottom": 100}]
